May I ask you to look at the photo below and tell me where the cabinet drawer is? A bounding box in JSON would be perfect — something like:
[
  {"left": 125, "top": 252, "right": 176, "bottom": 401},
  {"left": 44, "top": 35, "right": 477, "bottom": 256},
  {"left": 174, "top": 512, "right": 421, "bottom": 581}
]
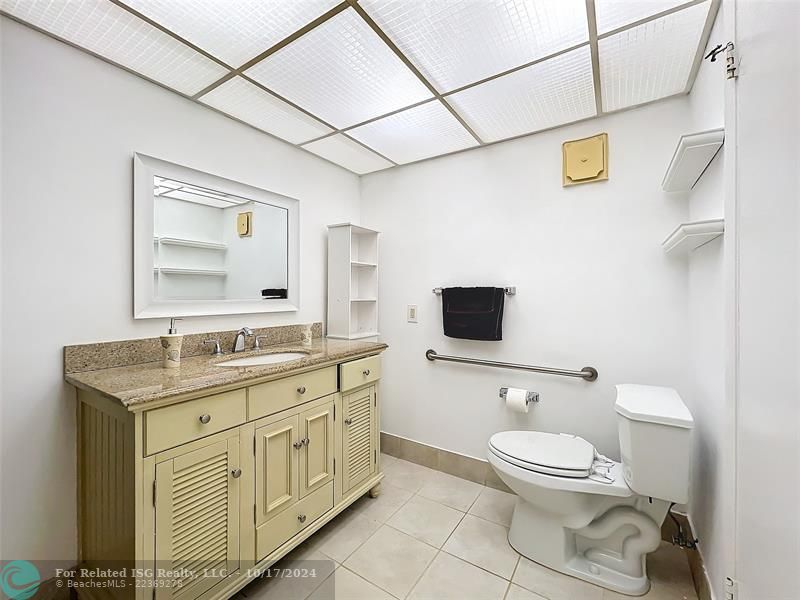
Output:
[
  {"left": 248, "top": 366, "right": 337, "bottom": 420},
  {"left": 256, "top": 481, "right": 333, "bottom": 560},
  {"left": 340, "top": 355, "right": 381, "bottom": 392},
  {"left": 145, "top": 389, "right": 246, "bottom": 455}
]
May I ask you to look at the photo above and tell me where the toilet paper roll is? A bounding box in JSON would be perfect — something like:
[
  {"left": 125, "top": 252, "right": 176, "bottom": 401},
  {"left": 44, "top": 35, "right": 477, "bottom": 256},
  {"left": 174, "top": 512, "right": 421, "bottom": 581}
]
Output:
[{"left": 505, "top": 387, "right": 529, "bottom": 413}]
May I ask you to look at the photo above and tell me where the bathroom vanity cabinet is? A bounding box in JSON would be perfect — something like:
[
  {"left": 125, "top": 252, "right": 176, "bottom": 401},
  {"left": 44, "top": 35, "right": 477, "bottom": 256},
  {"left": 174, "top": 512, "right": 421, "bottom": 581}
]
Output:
[{"left": 73, "top": 352, "right": 383, "bottom": 600}]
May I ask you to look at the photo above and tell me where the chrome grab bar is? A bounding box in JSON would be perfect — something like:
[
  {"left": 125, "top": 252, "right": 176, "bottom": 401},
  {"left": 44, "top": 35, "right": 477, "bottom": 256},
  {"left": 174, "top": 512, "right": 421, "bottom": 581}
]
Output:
[
  {"left": 425, "top": 349, "right": 598, "bottom": 382},
  {"left": 433, "top": 286, "right": 516, "bottom": 295}
]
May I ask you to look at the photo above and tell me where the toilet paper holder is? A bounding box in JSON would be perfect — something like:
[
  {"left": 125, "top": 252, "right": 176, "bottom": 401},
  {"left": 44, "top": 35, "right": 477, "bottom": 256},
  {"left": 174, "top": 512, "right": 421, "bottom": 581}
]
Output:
[{"left": 499, "top": 387, "right": 539, "bottom": 404}]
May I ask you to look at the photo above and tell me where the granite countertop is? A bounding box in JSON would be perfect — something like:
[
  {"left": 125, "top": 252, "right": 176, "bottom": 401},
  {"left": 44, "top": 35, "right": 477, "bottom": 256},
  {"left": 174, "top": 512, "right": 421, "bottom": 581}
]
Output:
[{"left": 66, "top": 338, "right": 387, "bottom": 408}]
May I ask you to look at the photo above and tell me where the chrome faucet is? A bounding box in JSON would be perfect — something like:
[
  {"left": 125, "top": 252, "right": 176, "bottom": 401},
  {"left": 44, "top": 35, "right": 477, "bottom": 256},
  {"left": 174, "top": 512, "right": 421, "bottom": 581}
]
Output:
[{"left": 232, "top": 327, "right": 254, "bottom": 353}]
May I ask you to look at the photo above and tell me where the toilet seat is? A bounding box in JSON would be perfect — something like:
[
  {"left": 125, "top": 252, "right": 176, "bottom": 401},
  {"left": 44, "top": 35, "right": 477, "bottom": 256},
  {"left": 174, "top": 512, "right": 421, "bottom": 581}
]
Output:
[{"left": 488, "top": 431, "right": 596, "bottom": 478}]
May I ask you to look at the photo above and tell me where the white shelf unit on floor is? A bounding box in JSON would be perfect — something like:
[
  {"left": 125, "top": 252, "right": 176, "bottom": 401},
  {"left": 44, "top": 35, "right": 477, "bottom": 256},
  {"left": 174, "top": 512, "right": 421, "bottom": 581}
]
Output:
[
  {"left": 662, "top": 218, "right": 725, "bottom": 254},
  {"left": 327, "top": 223, "right": 380, "bottom": 340},
  {"left": 662, "top": 128, "right": 724, "bottom": 192}
]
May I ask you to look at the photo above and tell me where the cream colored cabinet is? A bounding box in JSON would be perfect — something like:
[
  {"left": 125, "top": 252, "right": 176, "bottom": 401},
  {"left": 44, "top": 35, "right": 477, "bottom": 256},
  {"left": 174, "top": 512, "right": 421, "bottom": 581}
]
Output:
[
  {"left": 73, "top": 353, "right": 383, "bottom": 600},
  {"left": 341, "top": 385, "right": 378, "bottom": 496},
  {"left": 154, "top": 431, "right": 242, "bottom": 600}
]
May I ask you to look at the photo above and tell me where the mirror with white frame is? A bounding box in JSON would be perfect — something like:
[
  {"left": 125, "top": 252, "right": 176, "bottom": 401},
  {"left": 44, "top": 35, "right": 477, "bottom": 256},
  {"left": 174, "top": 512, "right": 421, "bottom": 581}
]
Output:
[{"left": 134, "top": 154, "right": 299, "bottom": 318}]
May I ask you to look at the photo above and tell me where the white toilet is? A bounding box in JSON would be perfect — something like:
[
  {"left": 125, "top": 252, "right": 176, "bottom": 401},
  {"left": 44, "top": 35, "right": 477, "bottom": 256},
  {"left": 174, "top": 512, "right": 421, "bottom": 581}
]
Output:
[{"left": 487, "top": 384, "right": 694, "bottom": 596}]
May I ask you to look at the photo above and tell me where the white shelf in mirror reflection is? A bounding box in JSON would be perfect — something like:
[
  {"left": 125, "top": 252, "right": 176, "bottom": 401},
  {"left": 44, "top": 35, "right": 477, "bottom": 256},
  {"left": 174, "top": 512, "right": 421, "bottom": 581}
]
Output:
[
  {"left": 351, "top": 261, "right": 377, "bottom": 267},
  {"left": 663, "top": 128, "right": 724, "bottom": 192},
  {"left": 662, "top": 218, "right": 725, "bottom": 254},
  {"left": 328, "top": 331, "right": 379, "bottom": 340},
  {"left": 157, "top": 236, "right": 227, "bottom": 251},
  {"left": 159, "top": 267, "right": 228, "bottom": 276},
  {"left": 351, "top": 298, "right": 377, "bottom": 302}
]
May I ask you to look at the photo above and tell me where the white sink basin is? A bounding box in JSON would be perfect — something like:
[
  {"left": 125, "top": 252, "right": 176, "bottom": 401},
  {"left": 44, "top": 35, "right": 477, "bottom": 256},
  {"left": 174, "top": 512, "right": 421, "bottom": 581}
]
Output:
[{"left": 216, "top": 352, "right": 309, "bottom": 367}]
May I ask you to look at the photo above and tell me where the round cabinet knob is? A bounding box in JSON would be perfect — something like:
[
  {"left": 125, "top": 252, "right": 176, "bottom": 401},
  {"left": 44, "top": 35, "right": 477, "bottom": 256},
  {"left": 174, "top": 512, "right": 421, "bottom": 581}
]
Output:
[
  {"left": 303, "top": 437, "right": 310, "bottom": 446},
  {"left": 297, "top": 386, "right": 306, "bottom": 394},
  {"left": 231, "top": 468, "right": 242, "bottom": 479},
  {"left": 297, "top": 514, "right": 307, "bottom": 524},
  {"left": 198, "top": 414, "right": 212, "bottom": 425},
  {"left": 293, "top": 440, "right": 304, "bottom": 450},
  {"left": 344, "top": 418, "right": 353, "bottom": 426}
]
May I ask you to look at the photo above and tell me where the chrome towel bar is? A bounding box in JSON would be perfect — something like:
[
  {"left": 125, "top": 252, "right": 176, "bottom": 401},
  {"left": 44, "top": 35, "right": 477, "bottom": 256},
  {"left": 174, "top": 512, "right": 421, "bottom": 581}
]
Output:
[
  {"left": 425, "top": 349, "right": 598, "bottom": 382},
  {"left": 433, "top": 286, "right": 516, "bottom": 295}
]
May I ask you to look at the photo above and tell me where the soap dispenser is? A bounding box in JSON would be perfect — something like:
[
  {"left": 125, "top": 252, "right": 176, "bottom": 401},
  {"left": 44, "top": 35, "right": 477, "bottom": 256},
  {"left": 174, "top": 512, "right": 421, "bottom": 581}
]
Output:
[{"left": 161, "top": 317, "right": 184, "bottom": 369}]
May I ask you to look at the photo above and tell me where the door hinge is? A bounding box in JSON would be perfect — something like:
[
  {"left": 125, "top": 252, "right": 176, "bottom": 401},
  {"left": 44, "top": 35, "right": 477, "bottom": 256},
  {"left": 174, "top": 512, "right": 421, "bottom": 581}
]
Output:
[
  {"left": 724, "top": 577, "right": 739, "bottom": 600},
  {"left": 725, "top": 42, "right": 738, "bottom": 80}
]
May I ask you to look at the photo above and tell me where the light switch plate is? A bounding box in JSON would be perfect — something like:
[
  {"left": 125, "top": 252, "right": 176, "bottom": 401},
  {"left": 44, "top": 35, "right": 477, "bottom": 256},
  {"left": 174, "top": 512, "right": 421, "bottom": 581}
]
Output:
[
  {"left": 407, "top": 304, "right": 418, "bottom": 323},
  {"left": 563, "top": 133, "right": 608, "bottom": 186}
]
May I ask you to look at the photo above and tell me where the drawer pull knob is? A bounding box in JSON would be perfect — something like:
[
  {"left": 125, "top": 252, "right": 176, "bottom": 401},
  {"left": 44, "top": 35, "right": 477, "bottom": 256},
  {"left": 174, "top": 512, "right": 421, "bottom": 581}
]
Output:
[
  {"left": 293, "top": 440, "right": 304, "bottom": 450},
  {"left": 302, "top": 437, "right": 310, "bottom": 446},
  {"left": 198, "top": 414, "right": 212, "bottom": 425},
  {"left": 363, "top": 369, "right": 370, "bottom": 376},
  {"left": 297, "top": 514, "right": 307, "bottom": 524},
  {"left": 297, "top": 386, "right": 307, "bottom": 394},
  {"left": 231, "top": 468, "right": 242, "bottom": 479},
  {"left": 344, "top": 418, "right": 353, "bottom": 425}
]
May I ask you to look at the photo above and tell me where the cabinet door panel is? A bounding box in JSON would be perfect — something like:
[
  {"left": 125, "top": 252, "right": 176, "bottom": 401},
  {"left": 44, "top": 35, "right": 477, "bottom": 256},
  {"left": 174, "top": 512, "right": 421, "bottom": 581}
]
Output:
[
  {"left": 300, "top": 401, "right": 334, "bottom": 498},
  {"left": 154, "top": 437, "right": 239, "bottom": 600},
  {"left": 342, "top": 386, "right": 376, "bottom": 494},
  {"left": 255, "top": 415, "right": 299, "bottom": 525}
]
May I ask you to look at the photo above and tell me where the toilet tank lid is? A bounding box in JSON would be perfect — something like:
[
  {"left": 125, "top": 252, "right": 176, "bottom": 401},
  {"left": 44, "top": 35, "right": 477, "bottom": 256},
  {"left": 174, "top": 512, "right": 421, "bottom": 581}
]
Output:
[{"left": 614, "top": 384, "right": 694, "bottom": 429}]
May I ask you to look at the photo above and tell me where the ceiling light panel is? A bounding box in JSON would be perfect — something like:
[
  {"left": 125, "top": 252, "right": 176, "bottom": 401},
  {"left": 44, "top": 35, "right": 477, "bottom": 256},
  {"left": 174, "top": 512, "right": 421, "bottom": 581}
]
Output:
[
  {"left": 595, "top": 0, "right": 696, "bottom": 34},
  {"left": 599, "top": 1, "right": 710, "bottom": 112},
  {"left": 348, "top": 101, "right": 478, "bottom": 164},
  {"left": 245, "top": 8, "right": 432, "bottom": 129},
  {"left": 199, "top": 77, "right": 332, "bottom": 144},
  {"left": 360, "top": 0, "right": 589, "bottom": 93},
  {"left": 448, "top": 46, "right": 596, "bottom": 143},
  {"left": 303, "top": 135, "right": 394, "bottom": 175},
  {"left": 0, "top": 0, "right": 227, "bottom": 96},
  {"left": 123, "top": 0, "right": 341, "bottom": 68}
]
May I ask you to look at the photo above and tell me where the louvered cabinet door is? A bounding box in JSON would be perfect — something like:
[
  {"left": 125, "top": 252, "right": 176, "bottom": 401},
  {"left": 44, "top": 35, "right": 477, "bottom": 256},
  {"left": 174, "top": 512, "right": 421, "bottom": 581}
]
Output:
[
  {"left": 299, "top": 400, "right": 334, "bottom": 498},
  {"left": 342, "top": 386, "right": 377, "bottom": 495},
  {"left": 154, "top": 437, "right": 240, "bottom": 600},
  {"left": 255, "top": 415, "right": 299, "bottom": 525}
]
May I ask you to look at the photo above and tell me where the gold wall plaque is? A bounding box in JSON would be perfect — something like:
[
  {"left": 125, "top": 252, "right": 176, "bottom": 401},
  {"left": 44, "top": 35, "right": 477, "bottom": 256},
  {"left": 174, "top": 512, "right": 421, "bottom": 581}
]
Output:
[{"left": 563, "top": 133, "right": 608, "bottom": 186}]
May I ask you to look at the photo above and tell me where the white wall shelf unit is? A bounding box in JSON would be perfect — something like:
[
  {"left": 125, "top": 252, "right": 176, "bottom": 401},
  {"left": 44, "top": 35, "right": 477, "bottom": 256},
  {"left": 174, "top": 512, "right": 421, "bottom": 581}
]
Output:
[
  {"left": 662, "top": 128, "right": 724, "bottom": 192},
  {"left": 662, "top": 218, "right": 725, "bottom": 254},
  {"left": 328, "top": 223, "right": 380, "bottom": 340},
  {"left": 159, "top": 267, "right": 228, "bottom": 276},
  {"left": 158, "top": 236, "right": 227, "bottom": 250}
]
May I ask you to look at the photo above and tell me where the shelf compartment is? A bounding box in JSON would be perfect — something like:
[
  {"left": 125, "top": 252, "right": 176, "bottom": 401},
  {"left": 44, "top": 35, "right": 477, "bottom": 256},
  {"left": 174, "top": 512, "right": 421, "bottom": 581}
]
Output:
[
  {"left": 662, "top": 128, "right": 724, "bottom": 192},
  {"left": 662, "top": 218, "right": 724, "bottom": 254},
  {"left": 159, "top": 267, "right": 228, "bottom": 276},
  {"left": 158, "top": 237, "right": 227, "bottom": 251}
]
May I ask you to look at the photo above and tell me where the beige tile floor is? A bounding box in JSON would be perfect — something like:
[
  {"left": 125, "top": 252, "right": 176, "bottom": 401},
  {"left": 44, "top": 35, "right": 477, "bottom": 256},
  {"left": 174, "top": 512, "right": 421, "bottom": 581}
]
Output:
[{"left": 239, "top": 454, "right": 698, "bottom": 600}]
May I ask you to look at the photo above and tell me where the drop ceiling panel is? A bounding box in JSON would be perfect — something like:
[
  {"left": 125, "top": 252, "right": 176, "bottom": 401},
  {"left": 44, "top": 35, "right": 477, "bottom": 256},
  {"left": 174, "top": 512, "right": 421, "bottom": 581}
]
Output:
[
  {"left": 303, "top": 135, "right": 394, "bottom": 174},
  {"left": 0, "top": 0, "right": 227, "bottom": 96},
  {"left": 595, "top": 0, "right": 695, "bottom": 34},
  {"left": 245, "top": 8, "right": 432, "bottom": 129},
  {"left": 600, "top": 1, "right": 710, "bottom": 112},
  {"left": 348, "top": 101, "right": 478, "bottom": 164},
  {"left": 123, "top": 0, "right": 341, "bottom": 68},
  {"left": 360, "top": 0, "right": 589, "bottom": 93},
  {"left": 199, "top": 76, "right": 332, "bottom": 144},
  {"left": 448, "top": 46, "right": 596, "bottom": 143}
]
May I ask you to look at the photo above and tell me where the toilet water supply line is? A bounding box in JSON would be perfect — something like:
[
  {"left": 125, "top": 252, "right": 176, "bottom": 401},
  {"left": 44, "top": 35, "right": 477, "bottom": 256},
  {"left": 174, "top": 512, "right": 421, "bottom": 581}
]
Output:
[{"left": 578, "top": 507, "right": 662, "bottom": 578}]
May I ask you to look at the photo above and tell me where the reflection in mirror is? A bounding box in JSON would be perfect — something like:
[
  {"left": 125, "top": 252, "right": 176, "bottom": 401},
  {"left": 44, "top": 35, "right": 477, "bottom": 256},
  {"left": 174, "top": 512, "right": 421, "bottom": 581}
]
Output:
[{"left": 152, "top": 176, "right": 288, "bottom": 302}]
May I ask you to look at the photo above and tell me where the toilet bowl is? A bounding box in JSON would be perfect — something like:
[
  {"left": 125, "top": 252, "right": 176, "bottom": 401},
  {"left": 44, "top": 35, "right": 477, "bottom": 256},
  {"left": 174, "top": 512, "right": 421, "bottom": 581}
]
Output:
[{"left": 488, "top": 384, "right": 694, "bottom": 596}]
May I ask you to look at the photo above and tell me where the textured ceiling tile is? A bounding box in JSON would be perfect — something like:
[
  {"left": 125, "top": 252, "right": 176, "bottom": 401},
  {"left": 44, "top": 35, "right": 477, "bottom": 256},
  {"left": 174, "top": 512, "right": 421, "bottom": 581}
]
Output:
[
  {"left": 595, "top": 0, "right": 696, "bottom": 34},
  {"left": 361, "top": 0, "right": 589, "bottom": 93},
  {"left": 599, "top": 1, "right": 710, "bottom": 111},
  {"left": 448, "top": 46, "right": 597, "bottom": 143},
  {"left": 347, "top": 101, "right": 478, "bottom": 164},
  {"left": 303, "top": 134, "right": 394, "bottom": 174},
  {"left": 1, "top": 0, "right": 227, "bottom": 96},
  {"left": 244, "top": 8, "right": 432, "bottom": 129},
  {"left": 123, "top": 0, "right": 341, "bottom": 68},
  {"left": 199, "top": 77, "right": 332, "bottom": 144}
]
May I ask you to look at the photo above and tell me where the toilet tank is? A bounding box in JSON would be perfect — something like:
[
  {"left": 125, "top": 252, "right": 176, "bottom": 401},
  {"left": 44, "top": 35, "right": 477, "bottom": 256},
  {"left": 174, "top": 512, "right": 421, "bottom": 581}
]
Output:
[{"left": 615, "top": 384, "right": 694, "bottom": 504}]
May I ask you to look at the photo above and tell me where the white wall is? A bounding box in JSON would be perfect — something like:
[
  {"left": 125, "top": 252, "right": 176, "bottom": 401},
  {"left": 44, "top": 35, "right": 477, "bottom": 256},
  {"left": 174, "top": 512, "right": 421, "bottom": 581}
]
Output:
[
  {"left": 684, "top": 10, "right": 728, "bottom": 599},
  {"left": 361, "top": 98, "right": 693, "bottom": 461},
  {"left": 731, "top": 1, "right": 800, "bottom": 598},
  {"left": 0, "top": 18, "right": 360, "bottom": 567}
]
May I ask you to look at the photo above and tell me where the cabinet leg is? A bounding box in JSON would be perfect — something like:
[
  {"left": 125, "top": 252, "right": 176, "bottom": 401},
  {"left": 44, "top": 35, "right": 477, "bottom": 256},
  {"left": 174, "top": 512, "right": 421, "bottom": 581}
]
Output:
[{"left": 368, "top": 483, "right": 382, "bottom": 498}]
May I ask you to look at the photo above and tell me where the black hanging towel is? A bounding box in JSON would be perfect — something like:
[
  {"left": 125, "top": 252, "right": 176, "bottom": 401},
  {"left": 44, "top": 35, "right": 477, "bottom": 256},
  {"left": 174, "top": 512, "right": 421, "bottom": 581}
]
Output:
[{"left": 441, "top": 287, "right": 505, "bottom": 341}]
